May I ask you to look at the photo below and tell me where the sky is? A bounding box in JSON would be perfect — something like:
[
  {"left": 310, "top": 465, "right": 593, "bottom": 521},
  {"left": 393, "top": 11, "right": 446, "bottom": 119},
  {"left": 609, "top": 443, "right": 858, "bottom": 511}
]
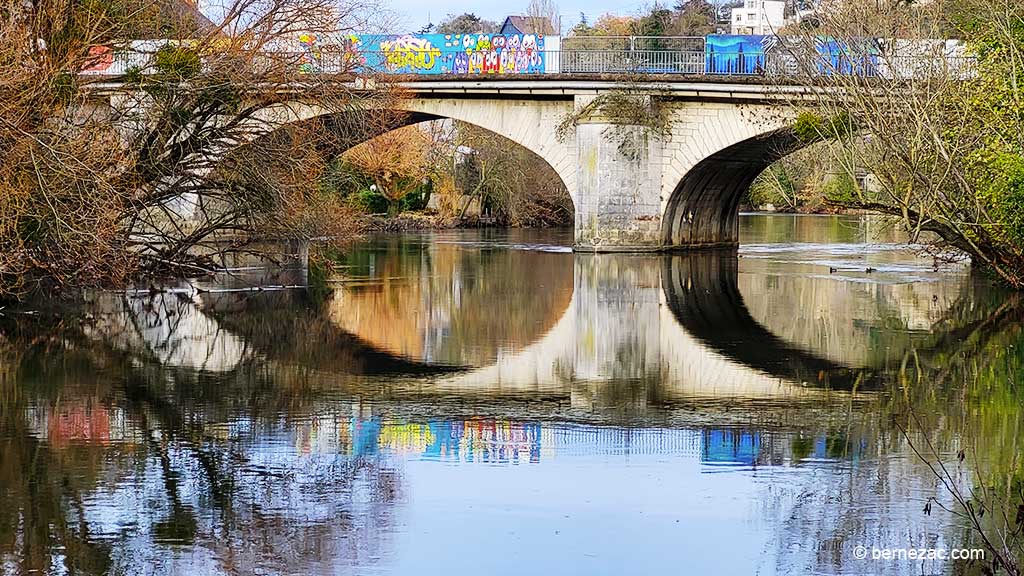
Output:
[
  {"left": 199, "top": 0, "right": 660, "bottom": 36},
  {"left": 378, "top": 0, "right": 655, "bottom": 34}
]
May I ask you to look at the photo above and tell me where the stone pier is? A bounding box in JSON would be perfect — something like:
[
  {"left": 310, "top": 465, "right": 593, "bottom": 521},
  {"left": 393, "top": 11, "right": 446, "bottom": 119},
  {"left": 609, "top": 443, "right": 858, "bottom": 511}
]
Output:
[{"left": 573, "top": 95, "right": 666, "bottom": 251}]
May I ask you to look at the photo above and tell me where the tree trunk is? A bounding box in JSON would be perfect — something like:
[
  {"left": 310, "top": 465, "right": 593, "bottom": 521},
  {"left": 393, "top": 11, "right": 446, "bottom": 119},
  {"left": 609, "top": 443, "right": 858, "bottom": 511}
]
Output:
[{"left": 387, "top": 199, "right": 402, "bottom": 217}]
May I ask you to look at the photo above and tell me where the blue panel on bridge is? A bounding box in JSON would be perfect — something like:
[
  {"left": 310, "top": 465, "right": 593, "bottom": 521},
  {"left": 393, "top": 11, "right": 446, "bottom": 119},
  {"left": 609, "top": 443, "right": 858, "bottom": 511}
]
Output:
[
  {"left": 704, "top": 35, "right": 883, "bottom": 77},
  {"left": 815, "top": 38, "right": 881, "bottom": 77},
  {"left": 705, "top": 35, "right": 769, "bottom": 75},
  {"left": 347, "top": 33, "right": 549, "bottom": 75}
]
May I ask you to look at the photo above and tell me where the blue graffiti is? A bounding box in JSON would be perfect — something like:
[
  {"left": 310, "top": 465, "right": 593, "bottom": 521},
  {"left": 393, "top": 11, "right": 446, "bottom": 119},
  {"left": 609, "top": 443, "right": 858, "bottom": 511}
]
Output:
[{"left": 706, "top": 35, "right": 768, "bottom": 75}]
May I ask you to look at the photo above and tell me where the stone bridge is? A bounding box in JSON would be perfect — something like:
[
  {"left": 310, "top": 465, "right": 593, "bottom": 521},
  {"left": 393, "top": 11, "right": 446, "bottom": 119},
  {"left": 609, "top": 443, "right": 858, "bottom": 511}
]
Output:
[
  {"left": 89, "top": 77, "right": 806, "bottom": 251},
  {"left": 85, "top": 245, "right": 995, "bottom": 429}
]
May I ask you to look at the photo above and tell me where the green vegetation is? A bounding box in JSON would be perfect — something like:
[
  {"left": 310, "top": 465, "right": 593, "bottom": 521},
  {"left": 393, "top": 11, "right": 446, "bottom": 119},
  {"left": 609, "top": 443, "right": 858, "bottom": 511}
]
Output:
[
  {"left": 789, "top": 0, "right": 1024, "bottom": 287},
  {"left": 320, "top": 122, "right": 572, "bottom": 227},
  {"left": 569, "top": 0, "right": 718, "bottom": 37},
  {"left": 153, "top": 45, "right": 202, "bottom": 80},
  {"left": 791, "top": 111, "right": 855, "bottom": 144},
  {"left": 744, "top": 143, "right": 873, "bottom": 212},
  {"left": 328, "top": 162, "right": 432, "bottom": 215},
  {"left": 880, "top": 291, "right": 1024, "bottom": 573},
  {"left": 435, "top": 13, "right": 499, "bottom": 34},
  {"left": 961, "top": 6, "right": 1024, "bottom": 247},
  {"left": 747, "top": 165, "right": 797, "bottom": 209},
  {"left": 556, "top": 85, "right": 672, "bottom": 161},
  {"left": 820, "top": 173, "right": 859, "bottom": 203}
]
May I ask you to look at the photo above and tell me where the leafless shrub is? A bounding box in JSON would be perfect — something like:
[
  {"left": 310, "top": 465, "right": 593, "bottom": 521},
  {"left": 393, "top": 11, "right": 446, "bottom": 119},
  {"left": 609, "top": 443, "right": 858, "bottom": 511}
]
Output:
[{"left": 454, "top": 123, "right": 573, "bottom": 227}]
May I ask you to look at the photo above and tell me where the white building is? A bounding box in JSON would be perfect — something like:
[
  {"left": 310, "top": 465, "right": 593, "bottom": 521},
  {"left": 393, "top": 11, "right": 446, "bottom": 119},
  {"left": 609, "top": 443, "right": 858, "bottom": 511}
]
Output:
[{"left": 731, "top": 0, "right": 786, "bottom": 35}]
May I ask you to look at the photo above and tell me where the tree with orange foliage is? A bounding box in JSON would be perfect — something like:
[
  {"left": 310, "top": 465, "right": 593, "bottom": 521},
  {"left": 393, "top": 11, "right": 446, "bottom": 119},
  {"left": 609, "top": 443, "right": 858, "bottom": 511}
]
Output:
[
  {"left": 593, "top": 14, "right": 636, "bottom": 36},
  {"left": 343, "top": 126, "right": 436, "bottom": 216}
]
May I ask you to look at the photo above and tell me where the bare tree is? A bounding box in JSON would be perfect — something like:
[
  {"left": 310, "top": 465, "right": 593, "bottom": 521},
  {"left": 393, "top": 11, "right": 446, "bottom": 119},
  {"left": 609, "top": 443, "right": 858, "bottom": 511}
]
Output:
[
  {"left": 0, "top": 0, "right": 400, "bottom": 298},
  {"left": 526, "top": 0, "right": 560, "bottom": 35},
  {"left": 343, "top": 126, "right": 437, "bottom": 215},
  {"left": 453, "top": 123, "right": 572, "bottom": 226},
  {"left": 780, "top": 0, "right": 1024, "bottom": 287},
  {"left": 775, "top": 1, "right": 1024, "bottom": 566}
]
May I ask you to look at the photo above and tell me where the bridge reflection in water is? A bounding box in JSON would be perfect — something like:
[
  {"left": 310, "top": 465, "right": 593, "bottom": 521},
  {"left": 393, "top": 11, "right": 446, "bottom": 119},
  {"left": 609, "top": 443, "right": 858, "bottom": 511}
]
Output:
[
  {"left": 86, "top": 233, "right": 972, "bottom": 417},
  {"left": 319, "top": 246, "right": 946, "bottom": 405},
  {"left": 4, "top": 224, "right": 1007, "bottom": 576}
]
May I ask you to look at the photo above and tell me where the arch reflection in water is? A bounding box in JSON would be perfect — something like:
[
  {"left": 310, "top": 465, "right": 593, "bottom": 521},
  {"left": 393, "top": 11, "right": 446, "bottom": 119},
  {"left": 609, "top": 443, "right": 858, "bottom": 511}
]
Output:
[
  {"left": 87, "top": 232, "right": 973, "bottom": 411},
  {"left": 327, "top": 230, "right": 575, "bottom": 367},
  {"left": 321, "top": 247, "right": 887, "bottom": 401}
]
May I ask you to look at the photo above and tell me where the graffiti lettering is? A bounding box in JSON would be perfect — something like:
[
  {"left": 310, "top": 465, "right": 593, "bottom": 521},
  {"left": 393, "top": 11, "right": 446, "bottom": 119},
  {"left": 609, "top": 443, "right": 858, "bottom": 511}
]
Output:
[
  {"left": 381, "top": 35, "right": 443, "bottom": 71},
  {"left": 81, "top": 45, "right": 114, "bottom": 72},
  {"left": 355, "top": 33, "right": 548, "bottom": 75}
]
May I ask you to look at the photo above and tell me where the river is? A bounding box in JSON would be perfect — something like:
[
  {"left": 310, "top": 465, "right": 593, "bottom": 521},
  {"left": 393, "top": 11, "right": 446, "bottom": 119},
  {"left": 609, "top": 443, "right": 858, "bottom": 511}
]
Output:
[{"left": 1, "top": 214, "right": 1022, "bottom": 575}]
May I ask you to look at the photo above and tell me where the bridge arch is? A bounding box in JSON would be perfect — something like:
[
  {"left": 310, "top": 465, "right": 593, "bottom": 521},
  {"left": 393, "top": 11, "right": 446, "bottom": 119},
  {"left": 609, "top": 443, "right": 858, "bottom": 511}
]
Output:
[
  {"left": 659, "top": 253, "right": 879, "bottom": 390},
  {"left": 663, "top": 128, "right": 801, "bottom": 247},
  {"left": 245, "top": 97, "right": 578, "bottom": 204},
  {"left": 656, "top": 102, "right": 801, "bottom": 249}
]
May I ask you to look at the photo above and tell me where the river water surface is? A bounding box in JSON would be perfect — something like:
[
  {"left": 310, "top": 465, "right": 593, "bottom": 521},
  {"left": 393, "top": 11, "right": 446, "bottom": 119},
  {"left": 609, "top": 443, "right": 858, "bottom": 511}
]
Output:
[{"left": 2, "top": 214, "right": 1023, "bottom": 575}]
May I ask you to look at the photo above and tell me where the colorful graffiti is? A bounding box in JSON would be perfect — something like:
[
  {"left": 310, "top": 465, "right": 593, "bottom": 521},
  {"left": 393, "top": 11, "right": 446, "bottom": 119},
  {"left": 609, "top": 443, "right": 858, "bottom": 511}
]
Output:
[
  {"left": 353, "top": 33, "right": 548, "bottom": 75},
  {"left": 374, "top": 419, "right": 544, "bottom": 463},
  {"left": 81, "top": 45, "right": 114, "bottom": 73},
  {"left": 380, "top": 35, "right": 442, "bottom": 70},
  {"left": 286, "top": 415, "right": 547, "bottom": 462},
  {"left": 25, "top": 401, "right": 136, "bottom": 447},
  {"left": 298, "top": 32, "right": 322, "bottom": 74}
]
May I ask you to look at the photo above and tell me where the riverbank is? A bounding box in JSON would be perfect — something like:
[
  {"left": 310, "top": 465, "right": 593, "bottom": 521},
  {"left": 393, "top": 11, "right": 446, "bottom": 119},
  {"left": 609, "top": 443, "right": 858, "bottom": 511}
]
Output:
[
  {"left": 369, "top": 206, "right": 871, "bottom": 232},
  {"left": 364, "top": 211, "right": 555, "bottom": 232},
  {"left": 740, "top": 203, "right": 874, "bottom": 215},
  {"left": 366, "top": 207, "right": 883, "bottom": 236}
]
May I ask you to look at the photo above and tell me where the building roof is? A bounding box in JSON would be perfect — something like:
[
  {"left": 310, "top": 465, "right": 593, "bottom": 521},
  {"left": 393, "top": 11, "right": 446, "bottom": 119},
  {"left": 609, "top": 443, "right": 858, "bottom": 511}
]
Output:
[
  {"left": 128, "top": 0, "right": 220, "bottom": 40},
  {"left": 500, "top": 15, "right": 556, "bottom": 36}
]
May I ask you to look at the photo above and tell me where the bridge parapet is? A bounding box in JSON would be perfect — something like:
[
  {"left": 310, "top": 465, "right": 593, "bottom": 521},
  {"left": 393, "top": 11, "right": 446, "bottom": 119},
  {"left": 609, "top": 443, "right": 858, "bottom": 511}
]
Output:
[{"left": 78, "top": 32, "right": 973, "bottom": 81}]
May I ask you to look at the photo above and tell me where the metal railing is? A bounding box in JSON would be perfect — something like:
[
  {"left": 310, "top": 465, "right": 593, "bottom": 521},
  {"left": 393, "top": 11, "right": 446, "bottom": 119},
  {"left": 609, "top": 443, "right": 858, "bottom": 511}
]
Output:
[
  {"left": 79, "top": 48, "right": 140, "bottom": 76},
  {"left": 561, "top": 36, "right": 706, "bottom": 52},
  {"left": 555, "top": 50, "right": 976, "bottom": 78},
  {"left": 557, "top": 50, "right": 708, "bottom": 75}
]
